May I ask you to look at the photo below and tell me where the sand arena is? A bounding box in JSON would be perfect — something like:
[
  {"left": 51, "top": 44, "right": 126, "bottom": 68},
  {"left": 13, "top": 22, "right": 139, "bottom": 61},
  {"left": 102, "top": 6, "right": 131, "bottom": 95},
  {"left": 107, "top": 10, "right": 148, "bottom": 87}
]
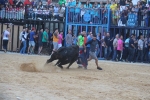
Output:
[{"left": 0, "top": 52, "right": 150, "bottom": 100}]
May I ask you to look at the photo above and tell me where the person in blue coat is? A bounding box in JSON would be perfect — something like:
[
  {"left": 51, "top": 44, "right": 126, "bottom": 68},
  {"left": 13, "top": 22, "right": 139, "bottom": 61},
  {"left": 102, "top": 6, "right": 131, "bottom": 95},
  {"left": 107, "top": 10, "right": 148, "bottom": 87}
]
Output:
[
  {"left": 84, "top": 0, "right": 92, "bottom": 14},
  {"left": 75, "top": 2, "right": 81, "bottom": 22},
  {"left": 68, "top": 0, "right": 76, "bottom": 22}
]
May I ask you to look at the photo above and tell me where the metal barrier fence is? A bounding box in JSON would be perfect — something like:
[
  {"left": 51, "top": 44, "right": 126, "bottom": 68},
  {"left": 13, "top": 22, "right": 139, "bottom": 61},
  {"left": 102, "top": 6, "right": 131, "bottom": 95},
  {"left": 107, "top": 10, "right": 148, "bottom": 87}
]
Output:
[
  {"left": 110, "top": 26, "right": 150, "bottom": 40},
  {"left": 66, "top": 7, "right": 109, "bottom": 25},
  {"left": 0, "top": 9, "right": 24, "bottom": 20},
  {"left": 64, "top": 7, "right": 111, "bottom": 39}
]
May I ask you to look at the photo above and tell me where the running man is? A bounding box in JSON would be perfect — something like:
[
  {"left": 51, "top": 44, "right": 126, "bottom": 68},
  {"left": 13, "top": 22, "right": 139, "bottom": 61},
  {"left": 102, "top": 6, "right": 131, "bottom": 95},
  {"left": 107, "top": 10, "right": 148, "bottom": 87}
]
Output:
[{"left": 85, "top": 34, "right": 102, "bottom": 70}]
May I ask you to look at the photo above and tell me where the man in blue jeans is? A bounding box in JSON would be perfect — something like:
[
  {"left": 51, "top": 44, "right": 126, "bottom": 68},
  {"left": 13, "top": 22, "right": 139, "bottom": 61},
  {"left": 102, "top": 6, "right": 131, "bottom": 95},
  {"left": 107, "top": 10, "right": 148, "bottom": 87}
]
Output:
[
  {"left": 65, "top": 30, "right": 73, "bottom": 47},
  {"left": 20, "top": 28, "right": 28, "bottom": 54},
  {"left": 86, "top": 32, "right": 92, "bottom": 59},
  {"left": 104, "top": 32, "right": 112, "bottom": 60},
  {"left": 128, "top": 34, "right": 136, "bottom": 63},
  {"left": 28, "top": 28, "right": 36, "bottom": 54}
]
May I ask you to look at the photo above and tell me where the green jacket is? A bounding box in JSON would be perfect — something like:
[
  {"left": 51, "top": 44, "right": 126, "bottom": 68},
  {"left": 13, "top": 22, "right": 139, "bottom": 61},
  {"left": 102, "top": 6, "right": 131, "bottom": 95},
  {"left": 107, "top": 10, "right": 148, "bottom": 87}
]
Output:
[{"left": 59, "top": 0, "right": 66, "bottom": 6}]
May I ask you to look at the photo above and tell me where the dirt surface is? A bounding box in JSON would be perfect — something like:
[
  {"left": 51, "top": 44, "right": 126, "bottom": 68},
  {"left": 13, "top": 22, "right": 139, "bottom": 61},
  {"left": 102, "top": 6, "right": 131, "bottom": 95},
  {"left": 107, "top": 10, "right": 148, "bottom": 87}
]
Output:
[{"left": 0, "top": 52, "right": 150, "bottom": 100}]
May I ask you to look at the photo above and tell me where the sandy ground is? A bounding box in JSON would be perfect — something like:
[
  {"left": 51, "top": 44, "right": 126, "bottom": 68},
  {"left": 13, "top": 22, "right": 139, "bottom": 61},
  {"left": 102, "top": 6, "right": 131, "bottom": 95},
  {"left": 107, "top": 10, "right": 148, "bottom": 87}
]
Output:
[{"left": 0, "top": 52, "right": 150, "bottom": 100}]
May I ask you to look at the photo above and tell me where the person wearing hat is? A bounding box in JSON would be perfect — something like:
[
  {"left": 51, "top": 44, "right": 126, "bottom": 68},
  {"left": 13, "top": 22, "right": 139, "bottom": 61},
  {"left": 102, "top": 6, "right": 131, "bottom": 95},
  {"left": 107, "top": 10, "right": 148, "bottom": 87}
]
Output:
[{"left": 85, "top": 34, "right": 102, "bottom": 70}]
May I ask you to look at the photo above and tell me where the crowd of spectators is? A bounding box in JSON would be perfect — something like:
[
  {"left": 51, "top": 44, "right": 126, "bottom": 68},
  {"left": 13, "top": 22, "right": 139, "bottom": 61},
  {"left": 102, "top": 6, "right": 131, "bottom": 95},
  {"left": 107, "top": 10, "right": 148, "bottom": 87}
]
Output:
[
  {"left": 16, "top": 27, "right": 150, "bottom": 64},
  {"left": 1, "top": 22, "right": 150, "bottom": 65},
  {"left": 0, "top": 0, "right": 150, "bottom": 26},
  {"left": 1, "top": 0, "right": 150, "bottom": 65}
]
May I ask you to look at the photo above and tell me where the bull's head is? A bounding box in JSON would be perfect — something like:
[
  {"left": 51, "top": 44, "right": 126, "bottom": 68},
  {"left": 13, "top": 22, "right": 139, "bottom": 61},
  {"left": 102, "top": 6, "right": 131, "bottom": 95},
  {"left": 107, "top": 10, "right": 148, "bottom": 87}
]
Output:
[{"left": 46, "top": 51, "right": 61, "bottom": 64}]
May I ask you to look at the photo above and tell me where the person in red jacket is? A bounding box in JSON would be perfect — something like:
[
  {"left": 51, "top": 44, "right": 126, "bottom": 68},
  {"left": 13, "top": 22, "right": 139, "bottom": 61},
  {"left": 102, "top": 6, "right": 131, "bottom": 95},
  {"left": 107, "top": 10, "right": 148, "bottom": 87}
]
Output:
[
  {"left": 24, "top": 0, "right": 31, "bottom": 5},
  {"left": 9, "top": 0, "right": 13, "bottom": 5}
]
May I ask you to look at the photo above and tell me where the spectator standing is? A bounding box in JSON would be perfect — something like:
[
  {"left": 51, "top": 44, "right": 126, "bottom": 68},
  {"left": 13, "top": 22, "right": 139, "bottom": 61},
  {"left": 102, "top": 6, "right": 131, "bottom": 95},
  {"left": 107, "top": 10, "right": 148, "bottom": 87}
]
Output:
[
  {"left": 9, "top": 0, "right": 13, "bottom": 5},
  {"left": 72, "top": 34, "right": 77, "bottom": 45},
  {"left": 48, "top": 0, "right": 52, "bottom": 5},
  {"left": 112, "top": 34, "right": 119, "bottom": 61},
  {"left": 143, "top": 36, "right": 148, "bottom": 62},
  {"left": 128, "top": 34, "right": 136, "bottom": 63},
  {"left": 77, "top": 32, "right": 87, "bottom": 69},
  {"left": 20, "top": 28, "right": 28, "bottom": 54},
  {"left": 104, "top": 33, "right": 112, "bottom": 60},
  {"left": 37, "top": 1, "right": 43, "bottom": 9},
  {"left": 68, "top": 0, "right": 76, "bottom": 22},
  {"left": 110, "top": 1, "right": 117, "bottom": 25},
  {"left": 2, "top": 27, "right": 10, "bottom": 53},
  {"left": 105, "top": 1, "right": 111, "bottom": 9},
  {"left": 86, "top": 32, "right": 92, "bottom": 59},
  {"left": 52, "top": 29, "right": 59, "bottom": 52},
  {"left": 42, "top": 28, "right": 49, "bottom": 48},
  {"left": 38, "top": 28, "right": 43, "bottom": 54},
  {"left": 33, "top": 6, "right": 38, "bottom": 19},
  {"left": 28, "top": 28, "right": 36, "bottom": 54},
  {"left": 59, "top": 0, "right": 66, "bottom": 6},
  {"left": 24, "top": 0, "right": 31, "bottom": 5},
  {"left": 59, "top": 4, "right": 65, "bottom": 21},
  {"left": 75, "top": 2, "right": 81, "bottom": 22},
  {"left": 122, "top": 36, "right": 130, "bottom": 62},
  {"left": 117, "top": 35, "right": 123, "bottom": 61},
  {"left": 120, "top": 0, "right": 126, "bottom": 11},
  {"left": 19, "top": 28, "right": 24, "bottom": 50},
  {"left": 84, "top": 0, "right": 92, "bottom": 8},
  {"left": 49, "top": 6, "right": 54, "bottom": 21},
  {"left": 58, "top": 31, "right": 63, "bottom": 49},
  {"left": 136, "top": 35, "right": 144, "bottom": 62},
  {"left": 65, "top": 30, "right": 73, "bottom": 47},
  {"left": 133, "top": 36, "right": 138, "bottom": 62},
  {"left": 53, "top": 4, "right": 60, "bottom": 21}
]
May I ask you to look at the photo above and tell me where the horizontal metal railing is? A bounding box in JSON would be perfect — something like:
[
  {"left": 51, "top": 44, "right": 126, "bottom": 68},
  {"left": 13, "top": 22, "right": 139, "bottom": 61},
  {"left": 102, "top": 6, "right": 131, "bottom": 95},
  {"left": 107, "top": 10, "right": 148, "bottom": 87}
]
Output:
[{"left": 0, "top": 8, "right": 24, "bottom": 20}]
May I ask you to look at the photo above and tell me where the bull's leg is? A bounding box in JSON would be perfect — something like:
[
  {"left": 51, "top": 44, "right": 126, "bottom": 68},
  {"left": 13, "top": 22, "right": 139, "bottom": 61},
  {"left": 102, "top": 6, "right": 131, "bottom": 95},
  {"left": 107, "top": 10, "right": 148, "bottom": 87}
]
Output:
[
  {"left": 46, "top": 59, "right": 51, "bottom": 64},
  {"left": 57, "top": 59, "right": 70, "bottom": 69},
  {"left": 57, "top": 64, "right": 63, "bottom": 69},
  {"left": 55, "top": 60, "right": 60, "bottom": 66},
  {"left": 66, "top": 56, "right": 78, "bottom": 69}
]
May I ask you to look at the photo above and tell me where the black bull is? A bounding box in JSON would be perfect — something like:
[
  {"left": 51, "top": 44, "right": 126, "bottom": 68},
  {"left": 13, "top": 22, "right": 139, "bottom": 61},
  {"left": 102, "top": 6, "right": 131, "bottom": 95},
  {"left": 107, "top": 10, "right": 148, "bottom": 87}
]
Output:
[{"left": 46, "top": 45, "right": 79, "bottom": 69}]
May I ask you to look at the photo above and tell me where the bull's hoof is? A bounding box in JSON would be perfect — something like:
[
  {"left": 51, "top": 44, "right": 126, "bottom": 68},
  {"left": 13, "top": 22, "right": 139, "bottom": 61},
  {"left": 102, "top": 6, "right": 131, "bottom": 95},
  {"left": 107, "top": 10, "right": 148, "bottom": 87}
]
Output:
[
  {"left": 46, "top": 60, "right": 50, "bottom": 64},
  {"left": 66, "top": 67, "right": 69, "bottom": 69},
  {"left": 58, "top": 65, "right": 63, "bottom": 69}
]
